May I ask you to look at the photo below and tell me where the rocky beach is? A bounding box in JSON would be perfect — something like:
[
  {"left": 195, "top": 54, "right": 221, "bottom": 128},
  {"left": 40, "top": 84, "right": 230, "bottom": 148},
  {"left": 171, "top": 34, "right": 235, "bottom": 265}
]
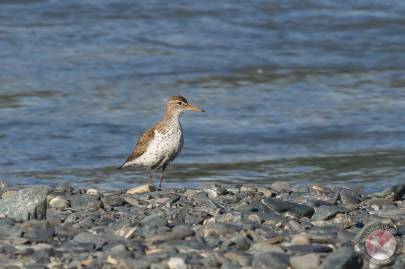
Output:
[{"left": 0, "top": 181, "right": 403, "bottom": 269}]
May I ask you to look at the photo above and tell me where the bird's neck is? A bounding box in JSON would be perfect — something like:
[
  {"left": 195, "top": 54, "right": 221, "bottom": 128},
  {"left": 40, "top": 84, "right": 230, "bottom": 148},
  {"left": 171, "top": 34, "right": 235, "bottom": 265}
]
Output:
[{"left": 159, "top": 110, "right": 182, "bottom": 132}]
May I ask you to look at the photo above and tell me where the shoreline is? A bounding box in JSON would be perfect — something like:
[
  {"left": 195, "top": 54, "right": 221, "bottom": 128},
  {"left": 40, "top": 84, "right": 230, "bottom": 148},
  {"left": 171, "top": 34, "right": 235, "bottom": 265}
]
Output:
[{"left": 0, "top": 181, "right": 403, "bottom": 268}]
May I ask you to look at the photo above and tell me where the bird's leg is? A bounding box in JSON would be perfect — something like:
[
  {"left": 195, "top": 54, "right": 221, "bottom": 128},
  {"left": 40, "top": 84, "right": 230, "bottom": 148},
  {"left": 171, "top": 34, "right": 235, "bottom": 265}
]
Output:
[
  {"left": 147, "top": 169, "right": 153, "bottom": 185},
  {"left": 159, "top": 164, "right": 167, "bottom": 188}
]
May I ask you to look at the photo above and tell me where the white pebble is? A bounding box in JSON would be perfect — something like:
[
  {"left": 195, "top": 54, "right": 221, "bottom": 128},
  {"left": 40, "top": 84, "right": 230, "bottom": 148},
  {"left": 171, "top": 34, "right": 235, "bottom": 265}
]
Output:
[
  {"left": 168, "top": 257, "right": 187, "bottom": 269},
  {"left": 86, "top": 189, "right": 99, "bottom": 195}
]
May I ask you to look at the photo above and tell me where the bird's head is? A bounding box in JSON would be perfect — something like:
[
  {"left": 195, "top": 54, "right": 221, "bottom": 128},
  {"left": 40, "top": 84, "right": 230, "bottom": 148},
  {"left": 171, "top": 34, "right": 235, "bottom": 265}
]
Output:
[{"left": 165, "top": 95, "right": 205, "bottom": 115}]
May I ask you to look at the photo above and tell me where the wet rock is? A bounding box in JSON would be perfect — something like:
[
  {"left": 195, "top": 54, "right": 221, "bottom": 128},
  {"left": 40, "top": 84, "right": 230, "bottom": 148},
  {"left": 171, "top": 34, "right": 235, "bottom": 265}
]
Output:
[
  {"left": 312, "top": 206, "right": 349, "bottom": 221},
  {"left": 49, "top": 196, "right": 70, "bottom": 209},
  {"left": 290, "top": 253, "right": 320, "bottom": 269},
  {"left": 252, "top": 252, "right": 290, "bottom": 269},
  {"left": 127, "top": 184, "right": 156, "bottom": 194},
  {"left": 319, "top": 246, "right": 362, "bottom": 269},
  {"left": 70, "top": 194, "right": 103, "bottom": 209},
  {"left": 0, "top": 186, "right": 47, "bottom": 222},
  {"left": 272, "top": 181, "right": 292, "bottom": 193},
  {"left": 262, "top": 198, "right": 314, "bottom": 218}
]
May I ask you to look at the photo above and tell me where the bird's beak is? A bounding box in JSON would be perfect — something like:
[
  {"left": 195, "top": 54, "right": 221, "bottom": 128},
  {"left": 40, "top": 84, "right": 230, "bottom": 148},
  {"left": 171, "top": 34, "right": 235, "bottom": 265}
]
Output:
[{"left": 186, "top": 104, "right": 205, "bottom": 112}]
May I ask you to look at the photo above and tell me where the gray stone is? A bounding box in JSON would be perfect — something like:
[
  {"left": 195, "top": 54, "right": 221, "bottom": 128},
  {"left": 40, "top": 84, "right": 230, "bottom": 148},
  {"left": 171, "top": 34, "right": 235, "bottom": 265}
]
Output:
[
  {"left": 102, "top": 194, "right": 125, "bottom": 207},
  {"left": 0, "top": 219, "right": 17, "bottom": 238},
  {"left": 287, "top": 244, "right": 333, "bottom": 254},
  {"left": 21, "top": 220, "right": 54, "bottom": 242},
  {"left": 339, "top": 189, "right": 362, "bottom": 204},
  {"left": 56, "top": 182, "right": 74, "bottom": 193},
  {"left": 0, "top": 186, "right": 47, "bottom": 222},
  {"left": 70, "top": 194, "right": 103, "bottom": 209},
  {"left": 290, "top": 253, "right": 320, "bottom": 269},
  {"left": 73, "top": 231, "right": 107, "bottom": 250},
  {"left": 146, "top": 225, "right": 194, "bottom": 244},
  {"left": 312, "top": 206, "right": 349, "bottom": 221},
  {"left": 249, "top": 243, "right": 284, "bottom": 254},
  {"left": 253, "top": 252, "right": 290, "bottom": 269},
  {"left": 272, "top": 181, "right": 292, "bottom": 193},
  {"left": 107, "top": 244, "right": 133, "bottom": 260},
  {"left": 203, "top": 182, "right": 227, "bottom": 198},
  {"left": 262, "top": 198, "right": 314, "bottom": 218},
  {"left": 200, "top": 223, "right": 241, "bottom": 238},
  {"left": 142, "top": 212, "right": 168, "bottom": 226},
  {"left": 151, "top": 263, "right": 169, "bottom": 269},
  {"left": 378, "top": 183, "right": 405, "bottom": 201},
  {"left": 319, "top": 246, "right": 362, "bottom": 269},
  {"left": 290, "top": 234, "right": 311, "bottom": 245}
]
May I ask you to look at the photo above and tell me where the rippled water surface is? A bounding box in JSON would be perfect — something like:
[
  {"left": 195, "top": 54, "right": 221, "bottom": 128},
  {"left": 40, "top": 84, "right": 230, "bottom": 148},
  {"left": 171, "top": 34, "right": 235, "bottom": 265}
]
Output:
[{"left": 1, "top": 0, "right": 405, "bottom": 192}]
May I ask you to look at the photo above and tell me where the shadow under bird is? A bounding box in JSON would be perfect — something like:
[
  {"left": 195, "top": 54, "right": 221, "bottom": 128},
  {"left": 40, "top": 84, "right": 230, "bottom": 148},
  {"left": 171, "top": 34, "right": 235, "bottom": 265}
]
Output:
[{"left": 118, "top": 96, "right": 205, "bottom": 187}]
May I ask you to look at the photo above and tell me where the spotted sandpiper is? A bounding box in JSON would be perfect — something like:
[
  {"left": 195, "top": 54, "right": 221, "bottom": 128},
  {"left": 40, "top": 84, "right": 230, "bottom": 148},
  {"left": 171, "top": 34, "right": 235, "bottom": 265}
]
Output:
[{"left": 118, "top": 96, "right": 204, "bottom": 187}]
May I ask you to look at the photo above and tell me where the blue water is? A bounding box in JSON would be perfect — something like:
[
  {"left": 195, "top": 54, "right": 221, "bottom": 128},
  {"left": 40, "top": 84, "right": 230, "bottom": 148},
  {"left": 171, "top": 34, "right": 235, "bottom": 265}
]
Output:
[{"left": 1, "top": 0, "right": 405, "bottom": 192}]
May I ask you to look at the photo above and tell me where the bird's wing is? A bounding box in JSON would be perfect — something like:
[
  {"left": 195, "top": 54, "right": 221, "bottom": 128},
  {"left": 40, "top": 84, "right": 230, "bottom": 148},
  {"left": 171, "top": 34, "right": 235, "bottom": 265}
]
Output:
[{"left": 119, "top": 127, "right": 155, "bottom": 168}]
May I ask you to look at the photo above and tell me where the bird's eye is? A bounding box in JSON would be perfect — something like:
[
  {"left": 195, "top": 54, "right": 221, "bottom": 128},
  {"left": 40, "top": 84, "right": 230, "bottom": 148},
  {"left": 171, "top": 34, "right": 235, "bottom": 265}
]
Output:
[{"left": 177, "top": 102, "right": 182, "bottom": 105}]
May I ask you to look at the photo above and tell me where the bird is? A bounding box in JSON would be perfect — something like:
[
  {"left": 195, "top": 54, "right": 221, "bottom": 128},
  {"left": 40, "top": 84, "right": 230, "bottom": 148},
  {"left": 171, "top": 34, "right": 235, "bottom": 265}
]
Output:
[{"left": 118, "top": 95, "right": 205, "bottom": 187}]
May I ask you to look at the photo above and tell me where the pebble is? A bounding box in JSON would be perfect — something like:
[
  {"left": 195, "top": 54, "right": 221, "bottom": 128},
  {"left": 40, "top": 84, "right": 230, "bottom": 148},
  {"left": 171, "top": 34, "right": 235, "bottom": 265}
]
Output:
[
  {"left": 312, "top": 206, "right": 348, "bottom": 221},
  {"left": 86, "top": 189, "right": 99, "bottom": 195},
  {"left": 114, "top": 224, "right": 137, "bottom": 239},
  {"left": 127, "top": 184, "right": 156, "bottom": 194},
  {"left": 249, "top": 242, "right": 284, "bottom": 254},
  {"left": 319, "top": 246, "right": 362, "bottom": 269},
  {"left": 0, "top": 182, "right": 399, "bottom": 268},
  {"left": 252, "top": 252, "right": 290, "bottom": 269},
  {"left": 290, "top": 253, "right": 320, "bottom": 269},
  {"left": 49, "top": 196, "right": 70, "bottom": 209},
  {"left": 70, "top": 194, "right": 103, "bottom": 209},
  {"left": 290, "top": 234, "right": 311, "bottom": 246},
  {"left": 262, "top": 197, "right": 315, "bottom": 218},
  {"left": 167, "top": 257, "right": 187, "bottom": 269},
  {"left": 271, "top": 181, "right": 292, "bottom": 193}
]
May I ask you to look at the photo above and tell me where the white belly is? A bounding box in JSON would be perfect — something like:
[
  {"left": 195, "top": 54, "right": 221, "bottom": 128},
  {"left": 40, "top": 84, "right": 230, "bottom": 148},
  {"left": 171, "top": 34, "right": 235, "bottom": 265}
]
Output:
[{"left": 133, "top": 129, "right": 183, "bottom": 169}]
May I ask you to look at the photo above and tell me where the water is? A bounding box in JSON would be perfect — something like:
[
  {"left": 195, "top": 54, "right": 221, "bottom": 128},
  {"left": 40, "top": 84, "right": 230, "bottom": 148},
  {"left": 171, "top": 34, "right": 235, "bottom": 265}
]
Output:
[{"left": 1, "top": 0, "right": 405, "bottom": 192}]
